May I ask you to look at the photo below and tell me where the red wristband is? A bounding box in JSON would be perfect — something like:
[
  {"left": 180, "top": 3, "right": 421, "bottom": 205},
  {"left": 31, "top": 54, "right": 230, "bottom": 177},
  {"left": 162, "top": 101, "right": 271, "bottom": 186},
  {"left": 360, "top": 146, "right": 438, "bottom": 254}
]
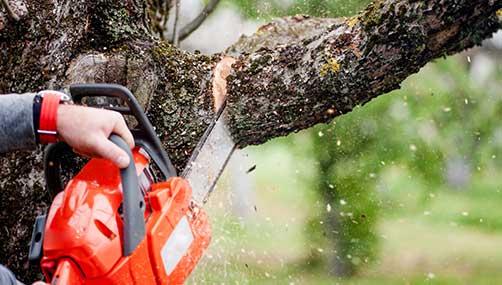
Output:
[{"left": 38, "top": 92, "right": 61, "bottom": 144}]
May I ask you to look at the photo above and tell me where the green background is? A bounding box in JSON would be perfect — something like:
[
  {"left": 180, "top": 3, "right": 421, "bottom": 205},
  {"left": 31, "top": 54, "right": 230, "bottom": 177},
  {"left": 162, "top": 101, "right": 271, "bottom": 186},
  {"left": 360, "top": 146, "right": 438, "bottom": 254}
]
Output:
[{"left": 189, "top": 1, "right": 502, "bottom": 284}]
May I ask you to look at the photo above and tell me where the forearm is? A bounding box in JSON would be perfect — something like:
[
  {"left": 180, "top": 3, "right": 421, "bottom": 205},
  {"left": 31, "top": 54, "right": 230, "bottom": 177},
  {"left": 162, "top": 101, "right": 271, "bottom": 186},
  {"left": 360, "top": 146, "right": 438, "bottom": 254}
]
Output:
[{"left": 0, "top": 94, "right": 37, "bottom": 153}]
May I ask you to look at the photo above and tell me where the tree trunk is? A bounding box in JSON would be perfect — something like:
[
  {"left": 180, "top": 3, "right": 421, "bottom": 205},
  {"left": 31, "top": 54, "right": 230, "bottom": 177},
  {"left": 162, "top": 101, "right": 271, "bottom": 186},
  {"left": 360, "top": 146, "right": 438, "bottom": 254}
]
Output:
[
  {"left": 317, "top": 162, "right": 356, "bottom": 277},
  {"left": 0, "top": 0, "right": 500, "bottom": 281}
]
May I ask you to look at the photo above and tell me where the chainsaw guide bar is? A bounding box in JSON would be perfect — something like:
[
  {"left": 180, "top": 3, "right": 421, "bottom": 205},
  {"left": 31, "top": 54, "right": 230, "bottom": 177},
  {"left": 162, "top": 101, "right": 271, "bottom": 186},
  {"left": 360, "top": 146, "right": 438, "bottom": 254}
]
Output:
[{"left": 182, "top": 104, "right": 236, "bottom": 204}]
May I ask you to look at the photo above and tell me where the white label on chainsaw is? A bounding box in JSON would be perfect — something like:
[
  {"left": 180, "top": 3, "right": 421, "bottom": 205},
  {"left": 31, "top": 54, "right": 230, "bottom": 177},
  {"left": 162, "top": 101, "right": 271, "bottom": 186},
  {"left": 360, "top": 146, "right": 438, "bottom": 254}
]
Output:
[{"left": 161, "top": 216, "right": 194, "bottom": 275}]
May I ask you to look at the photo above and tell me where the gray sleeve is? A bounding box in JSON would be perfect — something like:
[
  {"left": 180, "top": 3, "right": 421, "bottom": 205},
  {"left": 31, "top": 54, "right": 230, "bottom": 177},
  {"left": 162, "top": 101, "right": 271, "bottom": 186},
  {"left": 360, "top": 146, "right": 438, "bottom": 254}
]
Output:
[
  {"left": 0, "top": 264, "right": 18, "bottom": 285},
  {"left": 0, "top": 94, "right": 37, "bottom": 153}
]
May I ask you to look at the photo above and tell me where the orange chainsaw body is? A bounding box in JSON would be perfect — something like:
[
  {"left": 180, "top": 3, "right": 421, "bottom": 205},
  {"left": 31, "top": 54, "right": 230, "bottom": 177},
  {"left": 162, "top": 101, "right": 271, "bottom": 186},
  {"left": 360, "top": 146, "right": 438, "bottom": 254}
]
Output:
[{"left": 40, "top": 148, "right": 211, "bottom": 284}]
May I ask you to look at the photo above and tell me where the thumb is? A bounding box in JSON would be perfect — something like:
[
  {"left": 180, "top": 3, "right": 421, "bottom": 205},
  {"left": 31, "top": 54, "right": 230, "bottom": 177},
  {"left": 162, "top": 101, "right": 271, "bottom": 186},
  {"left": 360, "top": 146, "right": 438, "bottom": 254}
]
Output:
[{"left": 93, "top": 136, "right": 131, "bottom": 168}]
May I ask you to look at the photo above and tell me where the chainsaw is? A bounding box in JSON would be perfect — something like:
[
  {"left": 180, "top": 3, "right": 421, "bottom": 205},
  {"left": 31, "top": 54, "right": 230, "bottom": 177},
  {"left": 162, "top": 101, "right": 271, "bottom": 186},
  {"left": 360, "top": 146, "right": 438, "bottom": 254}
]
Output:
[{"left": 27, "top": 84, "right": 236, "bottom": 284}]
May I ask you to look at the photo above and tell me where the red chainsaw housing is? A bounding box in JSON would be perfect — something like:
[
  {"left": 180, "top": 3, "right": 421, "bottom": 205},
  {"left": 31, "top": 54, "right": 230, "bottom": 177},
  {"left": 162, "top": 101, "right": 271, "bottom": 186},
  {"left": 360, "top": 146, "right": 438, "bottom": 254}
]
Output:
[{"left": 41, "top": 147, "right": 211, "bottom": 284}]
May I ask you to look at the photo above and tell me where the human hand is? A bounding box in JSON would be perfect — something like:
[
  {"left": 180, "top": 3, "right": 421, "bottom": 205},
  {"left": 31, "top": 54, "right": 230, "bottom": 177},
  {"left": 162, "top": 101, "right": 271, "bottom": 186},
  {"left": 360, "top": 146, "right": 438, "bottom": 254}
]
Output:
[{"left": 56, "top": 105, "right": 135, "bottom": 168}]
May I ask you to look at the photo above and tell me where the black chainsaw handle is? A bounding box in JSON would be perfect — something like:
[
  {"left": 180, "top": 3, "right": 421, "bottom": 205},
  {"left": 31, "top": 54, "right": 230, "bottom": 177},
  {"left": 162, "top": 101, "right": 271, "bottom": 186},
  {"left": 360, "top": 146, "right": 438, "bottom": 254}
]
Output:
[
  {"left": 109, "top": 134, "right": 146, "bottom": 256},
  {"left": 69, "top": 83, "right": 177, "bottom": 179},
  {"left": 44, "top": 135, "right": 145, "bottom": 256}
]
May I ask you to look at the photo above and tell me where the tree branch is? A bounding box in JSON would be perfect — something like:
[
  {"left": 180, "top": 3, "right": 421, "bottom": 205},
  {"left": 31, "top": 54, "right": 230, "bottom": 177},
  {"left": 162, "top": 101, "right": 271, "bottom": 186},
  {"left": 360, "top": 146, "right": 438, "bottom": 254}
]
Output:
[
  {"left": 170, "top": 0, "right": 180, "bottom": 45},
  {"left": 0, "top": 0, "right": 19, "bottom": 21},
  {"left": 225, "top": 1, "right": 501, "bottom": 147},
  {"left": 145, "top": 0, "right": 174, "bottom": 39},
  {"left": 177, "top": 0, "right": 221, "bottom": 42},
  {"left": 227, "top": 15, "right": 343, "bottom": 55}
]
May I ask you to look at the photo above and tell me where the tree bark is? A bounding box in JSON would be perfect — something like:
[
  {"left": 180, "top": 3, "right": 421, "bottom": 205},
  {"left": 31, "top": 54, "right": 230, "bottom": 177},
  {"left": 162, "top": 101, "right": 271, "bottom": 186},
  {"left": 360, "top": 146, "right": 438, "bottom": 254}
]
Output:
[
  {"left": 0, "top": 0, "right": 500, "bottom": 281},
  {"left": 225, "top": 2, "right": 501, "bottom": 146}
]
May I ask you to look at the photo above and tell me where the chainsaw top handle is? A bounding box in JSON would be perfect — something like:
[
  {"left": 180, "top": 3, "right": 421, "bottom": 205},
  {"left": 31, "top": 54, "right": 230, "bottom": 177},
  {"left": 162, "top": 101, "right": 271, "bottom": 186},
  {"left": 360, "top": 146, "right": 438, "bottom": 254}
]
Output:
[
  {"left": 109, "top": 134, "right": 146, "bottom": 256},
  {"left": 69, "top": 83, "right": 177, "bottom": 178},
  {"left": 42, "top": 84, "right": 176, "bottom": 256}
]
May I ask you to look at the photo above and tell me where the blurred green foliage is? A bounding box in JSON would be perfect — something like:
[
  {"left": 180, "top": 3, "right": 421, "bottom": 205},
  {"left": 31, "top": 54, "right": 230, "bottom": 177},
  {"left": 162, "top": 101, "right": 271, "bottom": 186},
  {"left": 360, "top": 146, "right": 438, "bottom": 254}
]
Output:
[
  {"left": 192, "top": 54, "right": 502, "bottom": 284},
  {"left": 195, "top": 0, "right": 502, "bottom": 282},
  {"left": 227, "top": 0, "right": 376, "bottom": 276},
  {"left": 193, "top": 52, "right": 502, "bottom": 282},
  {"left": 306, "top": 53, "right": 502, "bottom": 275}
]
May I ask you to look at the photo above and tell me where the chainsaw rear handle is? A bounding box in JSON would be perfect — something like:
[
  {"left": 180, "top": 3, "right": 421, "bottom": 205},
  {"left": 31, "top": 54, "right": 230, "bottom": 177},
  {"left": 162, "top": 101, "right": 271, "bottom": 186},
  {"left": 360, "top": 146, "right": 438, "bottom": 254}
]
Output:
[{"left": 69, "top": 83, "right": 177, "bottom": 178}]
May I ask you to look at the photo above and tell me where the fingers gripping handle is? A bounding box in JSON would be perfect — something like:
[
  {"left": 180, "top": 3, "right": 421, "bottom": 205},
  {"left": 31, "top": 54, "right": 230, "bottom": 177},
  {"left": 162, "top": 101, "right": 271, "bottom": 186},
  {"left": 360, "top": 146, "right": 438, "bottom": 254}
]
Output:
[
  {"left": 69, "top": 83, "right": 177, "bottom": 178},
  {"left": 109, "top": 135, "right": 146, "bottom": 256}
]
